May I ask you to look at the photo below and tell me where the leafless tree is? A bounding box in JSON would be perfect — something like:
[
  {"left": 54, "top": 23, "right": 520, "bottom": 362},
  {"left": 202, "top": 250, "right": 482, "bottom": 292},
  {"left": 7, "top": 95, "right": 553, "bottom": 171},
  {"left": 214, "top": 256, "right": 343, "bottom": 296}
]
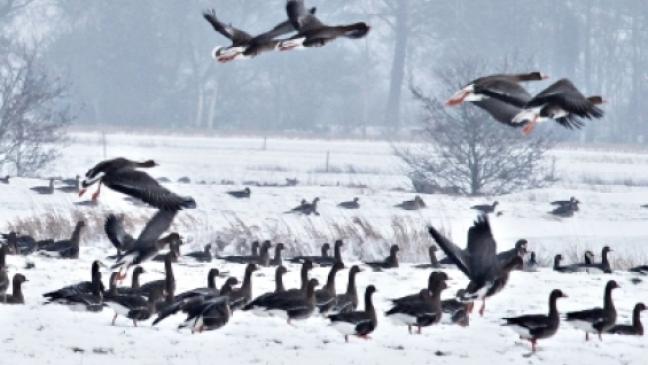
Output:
[
  {"left": 0, "top": 47, "right": 72, "bottom": 176},
  {"left": 395, "top": 61, "right": 554, "bottom": 196}
]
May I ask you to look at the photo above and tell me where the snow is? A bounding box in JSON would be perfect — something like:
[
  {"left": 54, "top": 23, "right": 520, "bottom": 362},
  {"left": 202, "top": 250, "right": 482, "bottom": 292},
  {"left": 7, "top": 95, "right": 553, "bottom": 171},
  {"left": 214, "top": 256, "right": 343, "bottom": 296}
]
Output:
[{"left": 1, "top": 132, "right": 648, "bottom": 364}]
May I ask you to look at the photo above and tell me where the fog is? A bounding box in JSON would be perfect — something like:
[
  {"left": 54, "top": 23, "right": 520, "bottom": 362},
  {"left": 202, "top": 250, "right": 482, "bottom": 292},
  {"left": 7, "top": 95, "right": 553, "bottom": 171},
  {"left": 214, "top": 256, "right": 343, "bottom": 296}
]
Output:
[{"left": 5, "top": 0, "right": 648, "bottom": 142}]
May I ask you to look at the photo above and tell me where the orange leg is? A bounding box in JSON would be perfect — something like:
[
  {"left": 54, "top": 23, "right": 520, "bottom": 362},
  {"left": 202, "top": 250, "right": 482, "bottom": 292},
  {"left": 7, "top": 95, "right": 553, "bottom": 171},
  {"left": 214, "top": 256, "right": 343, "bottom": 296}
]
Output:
[
  {"left": 522, "top": 116, "right": 539, "bottom": 136},
  {"left": 479, "top": 300, "right": 486, "bottom": 317},
  {"left": 91, "top": 182, "right": 102, "bottom": 202}
]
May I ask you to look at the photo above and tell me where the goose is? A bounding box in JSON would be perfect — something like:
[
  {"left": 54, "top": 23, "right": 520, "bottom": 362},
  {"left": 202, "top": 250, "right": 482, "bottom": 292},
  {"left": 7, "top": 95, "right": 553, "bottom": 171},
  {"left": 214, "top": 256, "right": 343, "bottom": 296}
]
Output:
[
  {"left": 471, "top": 201, "right": 498, "bottom": 214},
  {"left": 243, "top": 266, "right": 289, "bottom": 316},
  {"left": 549, "top": 200, "right": 579, "bottom": 217},
  {"left": 288, "top": 242, "right": 330, "bottom": 265},
  {"left": 315, "top": 262, "right": 344, "bottom": 313},
  {"left": 496, "top": 239, "right": 528, "bottom": 268},
  {"left": 629, "top": 265, "right": 648, "bottom": 275},
  {"left": 607, "top": 303, "right": 645, "bottom": 336},
  {"left": 185, "top": 244, "right": 212, "bottom": 263},
  {"left": 441, "top": 290, "right": 471, "bottom": 327},
  {"left": 1, "top": 273, "right": 27, "bottom": 304},
  {"left": 286, "top": 197, "right": 320, "bottom": 215},
  {"left": 510, "top": 79, "right": 604, "bottom": 135},
  {"left": 202, "top": 8, "right": 315, "bottom": 63},
  {"left": 278, "top": 0, "right": 370, "bottom": 51},
  {"left": 524, "top": 251, "right": 539, "bottom": 272},
  {"left": 551, "top": 197, "right": 580, "bottom": 210},
  {"left": 389, "top": 272, "right": 449, "bottom": 307},
  {"left": 38, "top": 220, "right": 85, "bottom": 259},
  {"left": 269, "top": 243, "right": 285, "bottom": 266},
  {"left": 0, "top": 245, "right": 8, "bottom": 302},
  {"left": 364, "top": 245, "right": 399, "bottom": 271},
  {"left": 413, "top": 246, "right": 440, "bottom": 269},
  {"left": 446, "top": 72, "right": 547, "bottom": 107},
  {"left": 42, "top": 261, "right": 105, "bottom": 305},
  {"left": 429, "top": 216, "right": 523, "bottom": 316},
  {"left": 502, "top": 289, "right": 567, "bottom": 353},
  {"left": 2, "top": 232, "right": 41, "bottom": 255},
  {"left": 110, "top": 209, "right": 180, "bottom": 279},
  {"left": 338, "top": 197, "right": 360, "bottom": 209},
  {"left": 272, "top": 278, "right": 319, "bottom": 324},
  {"left": 566, "top": 280, "right": 619, "bottom": 341},
  {"left": 152, "top": 239, "right": 181, "bottom": 263},
  {"left": 226, "top": 187, "right": 251, "bottom": 199},
  {"left": 331, "top": 265, "right": 362, "bottom": 314},
  {"left": 43, "top": 262, "right": 104, "bottom": 312},
  {"left": 395, "top": 195, "right": 426, "bottom": 210},
  {"left": 56, "top": 175, "right": 80, "bottom": 193},
  {"left": 30, "top": 178, "right": 54, "bottom": 194},
  {"left": 553, "top": 254, "right": 588, "bottom": 273},
  {"left": 178, "top": 295, "right": 231, "bottom": 333},
  {"left": 104, "top": 214, "right": 136, "bottom": 255},
  {"left": 242, "top": 261, "right": 313, "bottom": 315},
  {"left": 104, "top": 273, "right": 161, "bottom": 326},
  {"left": 218, "top": 240, "right": 271, "bottom": 265},
  {"left": 153, "top": 276, "right": 237, "bottom": 326},
  {"left": 138, "top": 254, "right": 175, "bottom": 300},
  {"left": 0, "top": 175, "right": 9, "bottom": 184},
  {"left": 576, "top": 246, "right": 612, "bottom": 274},
  {"left": 328, "top": 285, "right": 377, "bottom": 343},
  {"left": 226, "top": 264, "right": 258, "bottom": 310},
  {"left": 386, "top": 272, "right": 448, "bottom": 334},
  {"left": 80, "top": 157, "right": 196, "bottom": 210}
]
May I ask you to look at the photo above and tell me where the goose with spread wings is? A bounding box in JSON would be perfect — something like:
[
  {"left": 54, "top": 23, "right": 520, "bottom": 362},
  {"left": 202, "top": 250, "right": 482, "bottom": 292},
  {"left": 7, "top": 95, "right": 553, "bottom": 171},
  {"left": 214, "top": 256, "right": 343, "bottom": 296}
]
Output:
[
  {"left": 80, "top": 158, "right": 196, "bottom": 210},
  {"left": 428, "top": 216, "right": 523, "bottom": 316},
  {"left": 202, "top": 7, "right": 315, "bottom": 63},
  {"left": 278, "top": 0, "right": 370, "bottom": 51}
]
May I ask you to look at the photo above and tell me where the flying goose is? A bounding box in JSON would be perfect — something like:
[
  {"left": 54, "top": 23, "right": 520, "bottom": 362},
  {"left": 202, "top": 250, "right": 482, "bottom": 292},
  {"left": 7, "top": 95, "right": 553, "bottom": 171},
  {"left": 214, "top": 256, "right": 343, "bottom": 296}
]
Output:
[
  {"left": 428, "top": 216, "right": 523, "bottom": 316},
  {"left": 80, "top": 157, "right": 196, "bottom": 210},
  {"left": 202, "top": 7, "right": 315, "bottom": 63},
  {"left": 446, "top": 72, "right": 548, "bottom": 107},
  {"left": 279, "top": 0, "right": 369, "bottom": 51}
]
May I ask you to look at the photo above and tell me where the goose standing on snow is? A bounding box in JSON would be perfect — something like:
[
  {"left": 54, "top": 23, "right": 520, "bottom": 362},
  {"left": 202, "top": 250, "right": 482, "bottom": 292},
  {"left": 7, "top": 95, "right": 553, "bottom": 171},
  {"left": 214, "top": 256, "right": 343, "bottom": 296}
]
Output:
[
  {"left": 413, "top": 246, "right": 440, "bottom": 269},
  {"left": 43, "top": 262, "right": 104, "bottom": 312},
  {"left": 176, "top": 294, "right": 232, "bottom": 333},
  {"left": 331, "top": 265, "right": 362, "bottom": 314},
  {"left": 289, "top": 242, "right": 330, "bottom": 265},
  {"left": 138, "top": 254, "right": 175, "bottom": 301},
  {"left": 269, "top": 243, "right": 285, "bottom": 266},
  {"left": 315, "top": 262, "right": 344, "bottom": 313},
  {"left": 338, "top": 197, "right": 360, "bottom": 209},
  {"left": 386, "top": 272, "right": 448, "bottom": 334},
  {"left": 30, "top": 178, "right": 54, "bottom": 195},
  {"left": 242, "top": 261, "right": 313, "bottom": 315},
  {"left": 217, "top": 241, "right": 261, "bottom": 264},
  {"left": 226, "top": 264, "right": 259, "bottom": 310},
  {"left": 429, "top": 216, "right": 523, "bottom": 316},
  {"left": 227, "top": 187, "right": 251, "bottom": 199},
  {"left": 577, "top": 246, "right": 613, "bottom": 274},
  {"left": 38, "top": 220, "right": 85, "bottom": 259},
  {"left": 328, "top": 285, "right": 377, "bottom": 343},
  {"left": 566, "top": 280, "right": 619, "bottom": 341},
  {"left": 80, "top": 157, "right": 196, "bottom": 210},
  {"left": 269, "top": 278, "right": 320, "bottom": 324},
  {"left": 202, "top": 7, "right": 315, "bottom": 63},
  {"left": 243, "top": 266, "right": 289, "bottom": 315},
  {"left": 471, "top": 201, "right": 498, "bottom": 214},
  {"left": 502, "top": 289, "right": 567, "bottom": 353},
  {"left": 0, "top": 273, "right": 27, "bottom": 304},
  {"left": 110, "top": 209, "right": 180, "bottom": 279},
  {"left": 607, "top": 303, "right": 646, "bottom": 336},
  {"left": 104, "top": 272, "right": 160, "bottom": 326},
  {"left": 364, "top": 245, "right": 399, "bottom": 271},
  {"left": 553, "top": 254, "right": 588, "bottom": 273},
  {"left": 185, "top": 244, "right": 212, "bottom": 263},
  {"left": 278, "top": 0, "right": 370, "bottom": 51}
]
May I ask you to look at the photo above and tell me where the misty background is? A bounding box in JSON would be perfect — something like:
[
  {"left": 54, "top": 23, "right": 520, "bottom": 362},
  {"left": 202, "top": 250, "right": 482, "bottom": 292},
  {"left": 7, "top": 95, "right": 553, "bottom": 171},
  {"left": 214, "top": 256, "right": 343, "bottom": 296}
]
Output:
[{"left": 4, "top": 0, "right": 648, "bottom": 142}]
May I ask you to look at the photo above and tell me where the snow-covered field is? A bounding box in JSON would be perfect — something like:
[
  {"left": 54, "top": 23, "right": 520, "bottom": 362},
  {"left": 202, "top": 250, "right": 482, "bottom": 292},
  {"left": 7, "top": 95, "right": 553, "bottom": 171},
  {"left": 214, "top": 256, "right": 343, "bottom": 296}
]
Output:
[{"left": 2, "top": 132, "right": 648, "bottom": 364}]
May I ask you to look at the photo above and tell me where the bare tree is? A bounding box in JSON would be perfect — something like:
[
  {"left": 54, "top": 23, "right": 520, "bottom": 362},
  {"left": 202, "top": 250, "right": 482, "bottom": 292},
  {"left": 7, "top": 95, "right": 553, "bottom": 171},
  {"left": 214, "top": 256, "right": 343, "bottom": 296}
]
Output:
[
  {"left": 396, "top": 61, "right": 554, "bottom": 196},
  {"left": 0, "top": 47, "right": 71, "bottom": 176}
]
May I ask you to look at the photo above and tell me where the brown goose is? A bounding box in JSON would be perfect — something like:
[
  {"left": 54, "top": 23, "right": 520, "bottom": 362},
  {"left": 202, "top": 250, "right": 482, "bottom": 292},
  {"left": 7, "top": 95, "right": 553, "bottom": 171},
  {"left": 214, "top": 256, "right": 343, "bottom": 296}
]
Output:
[
  {"left": 30, "top": 178, "right": 54, "bottom": 195},
  {"left": 446, "top": 72, "right": 547, "bottom": 107},
  {"left": 365, "top": 245, "right": 399, "bottom": 271},
  {"left": 607, "top": 303, "right": 646, "bottom": 336},
  {"left": 1, "top": 273, "right": 27, "bottom": 304},
  {"left": 202, "top": 8, "right": 314, "bottom": 63},
  {"left": 503, "top": 289, "right": 567, "bottom": 353},
  {"left": 80, "top": 158, "right": 196, "bottom": 210},
  {"left": 566, "top": 280, "right": 619, "bottom": 341},
  {"left": 279, "top": 0, "right": 370, "bottom": 51},
  {"left": 38, "top": 220, "right": 85, "bottom": 259}
]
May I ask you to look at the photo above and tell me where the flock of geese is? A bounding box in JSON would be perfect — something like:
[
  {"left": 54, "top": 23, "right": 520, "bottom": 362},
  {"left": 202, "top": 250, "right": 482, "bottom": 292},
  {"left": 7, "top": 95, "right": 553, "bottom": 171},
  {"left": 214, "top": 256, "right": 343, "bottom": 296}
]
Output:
[
  {"left": 1, "top": 0, "right": 644, "bottom": 360},
  {"left": 0, "top": 156, "right": 646, "bottom": 355}
]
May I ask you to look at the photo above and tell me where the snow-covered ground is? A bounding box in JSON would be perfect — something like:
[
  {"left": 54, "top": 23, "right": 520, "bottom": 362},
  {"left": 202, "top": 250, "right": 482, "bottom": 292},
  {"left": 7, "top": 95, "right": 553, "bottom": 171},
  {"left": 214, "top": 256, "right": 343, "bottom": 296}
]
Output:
[{"left": 2, "top": 132, "right": 648, "bottom": 364}]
